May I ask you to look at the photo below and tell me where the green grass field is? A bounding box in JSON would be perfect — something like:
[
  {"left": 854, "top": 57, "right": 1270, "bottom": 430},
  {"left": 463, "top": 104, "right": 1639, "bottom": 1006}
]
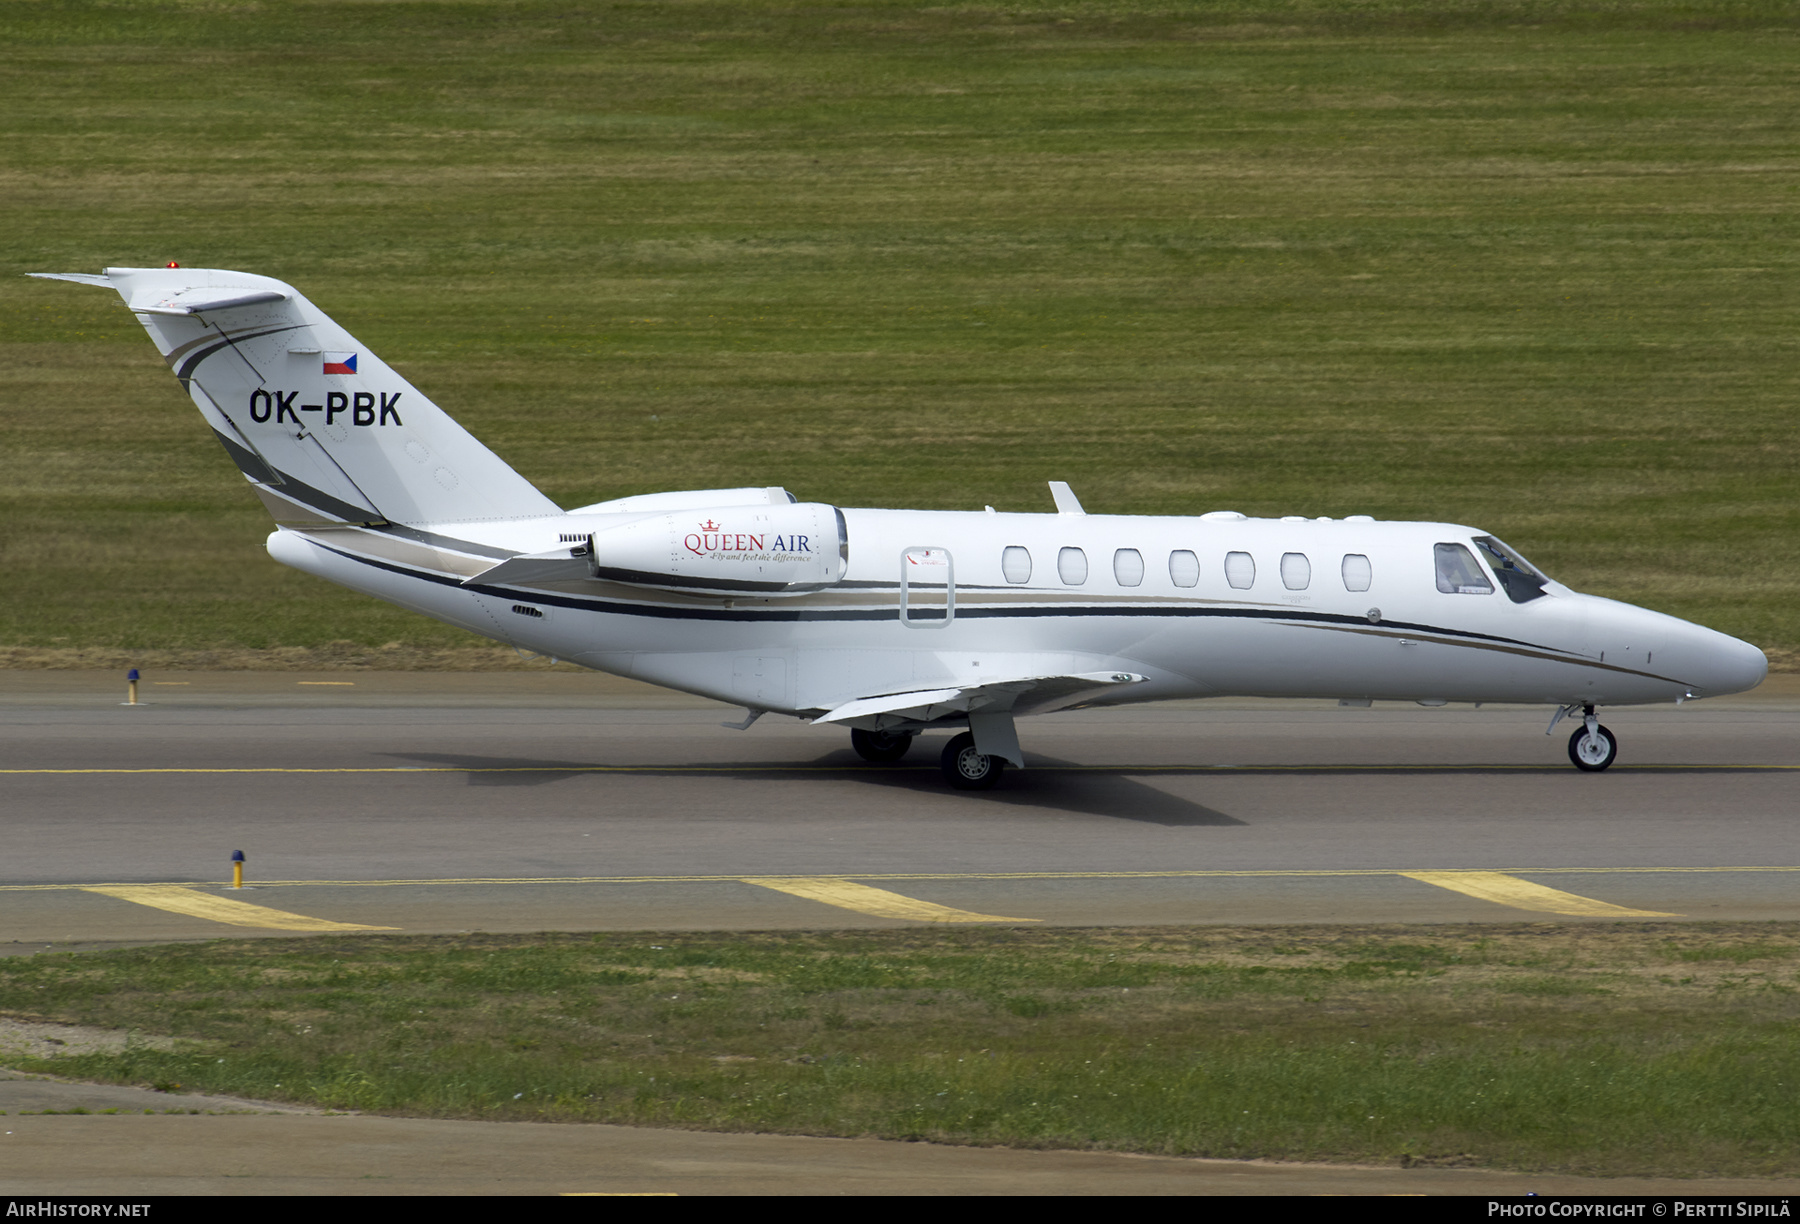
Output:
[
  {"left": 3, "top": 0, "right": 1797, "bottom": 664},
  {"left": 5, "top": 924, "right": 1799, "bottom": 1176}
]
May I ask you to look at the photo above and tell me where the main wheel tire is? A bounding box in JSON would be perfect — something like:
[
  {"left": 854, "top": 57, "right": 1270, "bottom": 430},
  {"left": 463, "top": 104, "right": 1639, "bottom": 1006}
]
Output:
[
  {"left": 851, "top": 728, "right": 914, "bottom": 763},
  {"left": 940, "top": 731, "right": 1005, "bottom": 790},
  {"left": 1568, "top": 723, "right": 1618, "bottom": 772}
]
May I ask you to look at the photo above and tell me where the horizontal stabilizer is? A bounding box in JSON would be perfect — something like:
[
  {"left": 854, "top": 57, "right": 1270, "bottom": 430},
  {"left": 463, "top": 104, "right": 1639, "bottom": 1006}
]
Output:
[
  {"left": 131, "top": 288, "right": 289, "bottom": 316},
  {"left": 29, "top": 272, "right": 113, "bottom": 287},
  {"left": 815, "top": 671, "right": 1145, "bottom": 727}
]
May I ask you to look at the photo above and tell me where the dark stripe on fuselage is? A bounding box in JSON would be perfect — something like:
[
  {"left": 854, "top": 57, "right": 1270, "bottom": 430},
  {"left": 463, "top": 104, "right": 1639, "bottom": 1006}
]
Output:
[
  {"left": 1307, "top": 623, "right": 1677, "bottom": 685},
  {"left": 302, "top": 534, "right": 1682, "bottom": 684},
  {"left": 589, "top": 563, "right": 818, "bottom": 594},
  {"left": 313, "top": 529, "right": 1550, "bottom": 651}
]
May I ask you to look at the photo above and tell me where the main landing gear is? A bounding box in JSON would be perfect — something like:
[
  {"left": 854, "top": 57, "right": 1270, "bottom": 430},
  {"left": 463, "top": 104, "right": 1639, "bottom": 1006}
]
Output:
[
  {"left": 939, "top": 731, "right": 1005, "bottom": 791},
  {"left": 850, "top": 727, "right": 916, "bottom": 763},
  {"left": 1551, "top": 703, "right": 1618, "bottom": 772},
  {"left": 848, "top": 727, "right": 1006, "bottom": 790}
]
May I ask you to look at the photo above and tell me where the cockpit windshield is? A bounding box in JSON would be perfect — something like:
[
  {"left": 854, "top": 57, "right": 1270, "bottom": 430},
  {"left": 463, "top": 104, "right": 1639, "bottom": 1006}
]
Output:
[{"left": 1471, "top": 535, "right": 1550, "bottom": 604}]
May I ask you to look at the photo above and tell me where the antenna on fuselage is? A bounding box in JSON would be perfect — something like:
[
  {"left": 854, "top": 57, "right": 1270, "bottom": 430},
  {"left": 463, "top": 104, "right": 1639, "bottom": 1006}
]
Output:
[{"left": 1048, "top": 481, "right": 1085, "bottom": 515}]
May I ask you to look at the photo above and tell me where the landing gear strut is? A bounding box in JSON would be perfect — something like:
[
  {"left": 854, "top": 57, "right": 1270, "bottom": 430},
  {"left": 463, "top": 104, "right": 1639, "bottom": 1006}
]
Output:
[{"left": 850, "top": 727, "right": 915, "bottom": 763}]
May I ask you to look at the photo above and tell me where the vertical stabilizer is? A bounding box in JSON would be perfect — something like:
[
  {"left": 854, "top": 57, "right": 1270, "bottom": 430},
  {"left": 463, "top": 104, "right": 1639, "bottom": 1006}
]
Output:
[{"left": 32, "top": 268, "right": 560, "bottom": 526}]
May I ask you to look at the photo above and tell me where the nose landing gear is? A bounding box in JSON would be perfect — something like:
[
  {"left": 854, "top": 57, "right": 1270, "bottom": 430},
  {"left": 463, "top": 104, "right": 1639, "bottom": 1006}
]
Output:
[
  {"left": 1551, "top": 703, "right": 1618, "bottom": 772},
  {"left": 1568, "top": 721, "right": 1618, "bottom": 771}
]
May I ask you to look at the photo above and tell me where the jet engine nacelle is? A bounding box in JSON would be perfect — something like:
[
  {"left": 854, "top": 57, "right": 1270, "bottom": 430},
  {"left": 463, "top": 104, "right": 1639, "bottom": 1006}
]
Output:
[{"left": 590, "top": 502, "right": 847, "bottom": 596}]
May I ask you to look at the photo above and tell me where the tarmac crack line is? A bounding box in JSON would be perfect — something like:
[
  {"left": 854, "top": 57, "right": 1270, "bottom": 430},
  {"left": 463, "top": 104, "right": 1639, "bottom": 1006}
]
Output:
[
  {"left": 1399, "top": 871, "right": 1680, "bottom": 917},
  {"left": 81, "top": 885, "right": 396, "bottom": 932}
]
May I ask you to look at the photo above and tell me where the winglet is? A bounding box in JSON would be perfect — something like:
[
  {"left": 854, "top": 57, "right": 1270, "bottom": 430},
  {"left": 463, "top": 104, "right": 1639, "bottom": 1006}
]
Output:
[{"left": 1048, "top": 481, "right": 1085, "bottom": 515}]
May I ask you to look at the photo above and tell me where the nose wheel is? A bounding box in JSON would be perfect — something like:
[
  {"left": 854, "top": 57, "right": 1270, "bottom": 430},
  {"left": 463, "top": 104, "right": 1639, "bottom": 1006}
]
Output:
[{"left": 1568, "top": 723, "right": 1617, "bottom": 771}]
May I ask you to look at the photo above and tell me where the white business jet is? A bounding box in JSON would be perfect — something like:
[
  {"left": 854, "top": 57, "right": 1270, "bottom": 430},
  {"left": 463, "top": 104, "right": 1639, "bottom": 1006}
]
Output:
[{"left": 34, "top": 267, "right": 1768, "bottom": 788}]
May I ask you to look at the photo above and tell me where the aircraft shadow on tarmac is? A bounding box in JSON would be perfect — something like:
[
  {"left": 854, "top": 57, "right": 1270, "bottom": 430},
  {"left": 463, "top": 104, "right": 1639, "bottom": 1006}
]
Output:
[
  {"left": 378, "top": 751, "right": 1244, "bottom": 827},
  {"left": 823, "top": 752, "right": 1247, "bottom": 826}
]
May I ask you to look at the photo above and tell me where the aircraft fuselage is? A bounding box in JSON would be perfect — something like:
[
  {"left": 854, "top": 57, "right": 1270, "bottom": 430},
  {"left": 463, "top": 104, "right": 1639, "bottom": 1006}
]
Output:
[{"left": 267, "top": 504, "right": 1765, "bottom": 718}]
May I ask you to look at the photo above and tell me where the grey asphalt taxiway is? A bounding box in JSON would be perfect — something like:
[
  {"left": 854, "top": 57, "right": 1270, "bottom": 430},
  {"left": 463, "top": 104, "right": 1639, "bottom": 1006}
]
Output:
[
  {"left": 2, "top": 671, "right": 1796, "bottom": 941},
  {"left": 2, "top": 670, "right": 1797, "bottom": 1195}
]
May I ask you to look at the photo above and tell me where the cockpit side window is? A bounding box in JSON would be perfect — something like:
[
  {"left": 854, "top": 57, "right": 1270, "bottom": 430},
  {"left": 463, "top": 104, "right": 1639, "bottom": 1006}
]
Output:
[
  {"left": 1434, "top": 543, "right": 1493, "bottom": 594},
  {"left": 1472, "top": 535, "right": 1549, "bottom": 604}
]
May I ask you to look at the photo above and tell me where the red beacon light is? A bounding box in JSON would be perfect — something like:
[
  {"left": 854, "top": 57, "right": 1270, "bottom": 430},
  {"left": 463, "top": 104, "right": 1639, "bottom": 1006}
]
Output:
[{"left": 165, "top": 261, "right": 180, "bottom": 268}]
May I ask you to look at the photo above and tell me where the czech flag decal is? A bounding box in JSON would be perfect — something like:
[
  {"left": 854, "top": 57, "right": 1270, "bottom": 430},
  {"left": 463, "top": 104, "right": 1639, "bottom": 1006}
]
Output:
[{"left": 322, "top": 352, "right": 358, "bottom": 375}]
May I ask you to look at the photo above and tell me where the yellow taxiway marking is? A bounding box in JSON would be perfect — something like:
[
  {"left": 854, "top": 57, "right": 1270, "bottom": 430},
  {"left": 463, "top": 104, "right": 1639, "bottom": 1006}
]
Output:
[
  {"left": 81, "top": 885, "right": 395, "bottom": 932},
  {"left": 1400, "top": 871, "right": 1680, "bottom": 918},
  {"left": 741, "top": 877, "right": 1037, "bottom": 924},
  {"left": 2, "top": 866, "right": 1793, "bottom": 894}
]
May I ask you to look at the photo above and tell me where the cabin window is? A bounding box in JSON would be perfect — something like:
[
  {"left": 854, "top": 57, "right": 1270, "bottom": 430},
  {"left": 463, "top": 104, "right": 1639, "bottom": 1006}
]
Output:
[
  {"left": 1113, "top": 548, "right": 1144, "bottom": 587},
  {"left": 1341, "top": 554, "right": 1372, "bottom": 592},
  {"left": 1225, "top": 551, "right": 1255, "bottom": 590},
  {"left": 1058, "top": 547, "right": 1088, "bottom": 585},
  {"left": 1435, "top": 543, "right": 1493, "bottom": 594},
  {"left": 1168, "top": 550, "right": 1200, "bottom": 588},
  {"left": 1471, "top": 536, "right": 1549, "bottom": 604},
  {"left": 1001, "top": 546, "right": 1032, "bottom": 584},
  {"left": 1280, "top": 552, "right": 1311, "bottom": 590}
]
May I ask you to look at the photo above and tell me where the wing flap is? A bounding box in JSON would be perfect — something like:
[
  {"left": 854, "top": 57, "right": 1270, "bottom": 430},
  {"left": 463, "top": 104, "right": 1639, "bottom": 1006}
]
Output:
[{"left": 815, "top": 670, "right": 1145, "bottom": 726}]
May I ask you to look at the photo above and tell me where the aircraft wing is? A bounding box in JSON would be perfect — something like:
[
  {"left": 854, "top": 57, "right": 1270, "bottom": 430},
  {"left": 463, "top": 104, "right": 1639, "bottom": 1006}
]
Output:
[{"left": 814, "top": 671, "right": 1146, "bottom": 727}]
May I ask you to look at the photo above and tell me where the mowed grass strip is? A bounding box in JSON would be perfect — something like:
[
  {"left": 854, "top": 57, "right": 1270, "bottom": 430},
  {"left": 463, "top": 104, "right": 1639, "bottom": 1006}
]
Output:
[
  {"left": 2, "top": 1, "right": 1798, "bottom": 663},
  {"left": 2, "top": 923, "right": 1797, "bottom": 1176}
]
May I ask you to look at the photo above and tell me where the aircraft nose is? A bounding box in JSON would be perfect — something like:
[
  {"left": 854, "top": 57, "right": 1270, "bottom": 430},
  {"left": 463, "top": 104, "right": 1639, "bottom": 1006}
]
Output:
[{"left": 1683, "top": 626, "right": 1768, "bottom": 697}]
